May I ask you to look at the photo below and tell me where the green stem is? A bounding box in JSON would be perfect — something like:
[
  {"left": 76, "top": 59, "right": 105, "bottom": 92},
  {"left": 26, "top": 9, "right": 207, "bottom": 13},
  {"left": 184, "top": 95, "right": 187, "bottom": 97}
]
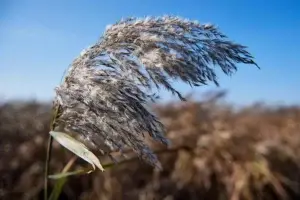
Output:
[
  {"left": 44, "top": 135, "right": 53, "bottom": 200},
  {"left": 48, "top": 156, "right": 77, "bottom": 200},
  {"left": 45, "top": 101, "right": 61, "bottom": 200}
]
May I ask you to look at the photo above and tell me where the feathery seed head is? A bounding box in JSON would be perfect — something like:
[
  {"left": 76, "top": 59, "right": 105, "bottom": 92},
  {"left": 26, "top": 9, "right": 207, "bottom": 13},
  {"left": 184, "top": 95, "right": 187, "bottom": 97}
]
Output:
[{"left": 53, "top": 16, "right": 258, "bottom": 168}]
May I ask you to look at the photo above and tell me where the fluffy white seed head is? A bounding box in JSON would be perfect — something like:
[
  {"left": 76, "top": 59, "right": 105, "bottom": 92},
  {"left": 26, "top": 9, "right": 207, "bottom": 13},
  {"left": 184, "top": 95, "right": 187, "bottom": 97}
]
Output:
[{"left": 53, "top": 16, "right": 258, "bottom": 167}]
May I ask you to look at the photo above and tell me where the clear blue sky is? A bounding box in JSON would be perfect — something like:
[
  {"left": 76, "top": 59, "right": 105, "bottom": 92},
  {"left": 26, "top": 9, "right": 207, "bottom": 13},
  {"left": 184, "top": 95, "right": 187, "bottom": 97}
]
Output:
[{"left": 1, "top": 0, "right": 299, "bottom": 105}]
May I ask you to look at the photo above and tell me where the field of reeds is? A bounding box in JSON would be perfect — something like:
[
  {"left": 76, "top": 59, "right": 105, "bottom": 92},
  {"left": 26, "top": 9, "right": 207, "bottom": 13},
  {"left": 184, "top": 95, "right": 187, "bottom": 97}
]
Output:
[{"left": 1, "top": 91, "right": 300, "bottom": 200}]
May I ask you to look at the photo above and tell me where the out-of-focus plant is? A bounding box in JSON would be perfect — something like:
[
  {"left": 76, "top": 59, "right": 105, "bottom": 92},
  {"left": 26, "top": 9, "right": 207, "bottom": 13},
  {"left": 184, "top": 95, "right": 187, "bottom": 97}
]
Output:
[{"left": 45, "top": 16, "right": 258, "bottom": 199}]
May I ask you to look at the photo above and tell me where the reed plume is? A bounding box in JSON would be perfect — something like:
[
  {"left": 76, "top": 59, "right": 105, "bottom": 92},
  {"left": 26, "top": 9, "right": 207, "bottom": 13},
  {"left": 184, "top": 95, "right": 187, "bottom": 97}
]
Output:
[{"left": 52, "top": 16, "right": 258, "bottom": 168}]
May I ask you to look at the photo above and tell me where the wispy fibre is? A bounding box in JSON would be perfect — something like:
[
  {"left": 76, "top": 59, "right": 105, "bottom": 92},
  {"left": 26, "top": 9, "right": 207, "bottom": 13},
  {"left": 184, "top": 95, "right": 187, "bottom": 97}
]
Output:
[{"left": 53, "top": 16, "right": 258, "bottom": 167}]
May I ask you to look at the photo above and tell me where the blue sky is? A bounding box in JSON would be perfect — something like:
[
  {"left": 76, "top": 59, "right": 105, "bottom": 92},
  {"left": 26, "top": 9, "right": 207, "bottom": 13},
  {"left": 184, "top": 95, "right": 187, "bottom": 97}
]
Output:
[{"left": 0, "top": 0, "right": 299, "bottom": 105}]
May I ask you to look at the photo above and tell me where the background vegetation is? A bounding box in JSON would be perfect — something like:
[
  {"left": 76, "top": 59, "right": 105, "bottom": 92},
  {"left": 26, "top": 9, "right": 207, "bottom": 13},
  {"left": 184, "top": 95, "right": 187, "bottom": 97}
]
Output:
[{"left": 1, "top": 91, "right": 300, "bottom": 200}]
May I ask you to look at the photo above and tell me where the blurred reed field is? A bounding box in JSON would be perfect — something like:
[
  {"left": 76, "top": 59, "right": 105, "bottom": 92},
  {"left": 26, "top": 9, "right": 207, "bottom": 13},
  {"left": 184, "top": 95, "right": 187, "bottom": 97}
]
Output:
[{"left": 1, "top": 91, "right": 300, "bottom": 200}]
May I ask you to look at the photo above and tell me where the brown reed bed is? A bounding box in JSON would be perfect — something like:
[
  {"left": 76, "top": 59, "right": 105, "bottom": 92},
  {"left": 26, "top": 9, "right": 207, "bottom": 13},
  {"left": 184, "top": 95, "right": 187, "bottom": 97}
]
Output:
[{"left": 1, "top": 92, "right": 300, "bottom": 200}]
